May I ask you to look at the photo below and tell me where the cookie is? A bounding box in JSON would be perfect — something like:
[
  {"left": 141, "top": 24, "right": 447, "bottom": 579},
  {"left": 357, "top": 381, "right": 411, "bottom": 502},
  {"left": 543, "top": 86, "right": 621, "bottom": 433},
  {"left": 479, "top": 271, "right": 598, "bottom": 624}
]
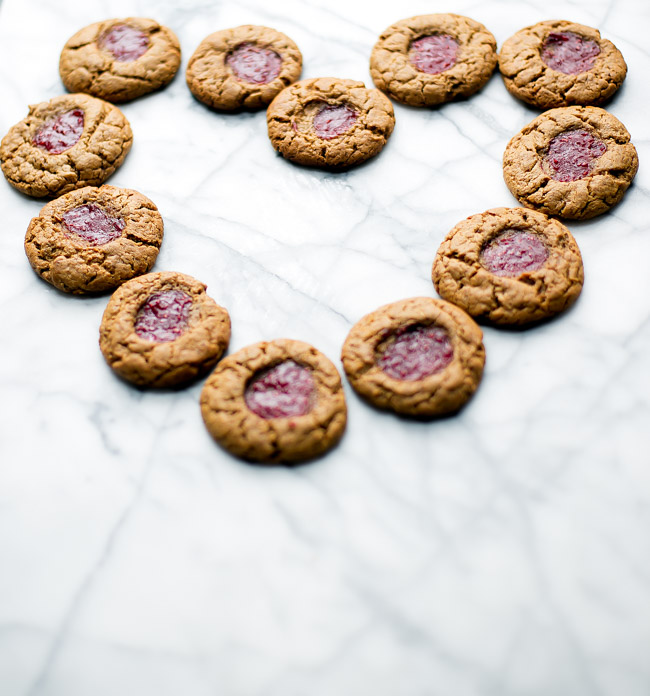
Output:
[
  {"left": 341, "top": 297, "right": 484, "bottom": 417},
  {"left": 266, "top": 77, "right": 395, "bottom": 169},
  {"left": 186, "top": 25, "right": 302, "bottom": 111},
  {"left": 1, "top": 94, "right": 132, "bottom": 198},
  {"left": 200, "top": 339, "right": 347, "bottom": 463},
  {"left": 503, "top": 106, "right": 638, "bottom": 220},
  {"left": 432, "top": 208, "right": 584, "bottom": 325},
  {"left": 498, "top": 20, "right": 627, "bottom": 109},
  {"left": 99, "top": 271, "right": 231, "bottom": 388},
  {"left": 369, "top": 14, "right": 497, "bottom": 107},
  {"left": 25, "top": 185, "right": 163, "bottom": 294},
  {"left": 59, "top": 18, "right": 181, "bottom": 103}
]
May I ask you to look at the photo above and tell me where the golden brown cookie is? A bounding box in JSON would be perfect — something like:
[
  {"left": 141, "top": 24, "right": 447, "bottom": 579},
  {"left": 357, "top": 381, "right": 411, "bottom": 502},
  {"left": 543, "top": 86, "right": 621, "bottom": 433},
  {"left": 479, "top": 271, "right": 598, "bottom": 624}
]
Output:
[
  {"left": 498, "top": 20, "right": 627, "bottom": 109},
  {"left": 432, "top": 208, "right": 584, "bottom": 325},
  {"left": 99, "top": 271, "right": 231, "bottom": 388},
  {"left": 59, "top": 18, "right": 181, "bottom": 103},
  {"left": 25, "top": 185, "right": 163, "bottom": 294},
  {"left": 266, "top": 77, "right": 395, "bottom": 169},
  {"left": 1, "top": 94, "right": 132, "bottom": 198},
  {"left": 369, "top": 14, "right": 497, "bottom": 107},
  {"left": 341, "top": 298, "right": 484, "bottom": 417},
  {"left": 503, "top": 106, "right": 638, "bottom": 220},
  {"left": 200, "top": 339, "right": 347, "bottom": 463},
  {"left": 186, "top": 25, "right": 302, "bottom": 111}
]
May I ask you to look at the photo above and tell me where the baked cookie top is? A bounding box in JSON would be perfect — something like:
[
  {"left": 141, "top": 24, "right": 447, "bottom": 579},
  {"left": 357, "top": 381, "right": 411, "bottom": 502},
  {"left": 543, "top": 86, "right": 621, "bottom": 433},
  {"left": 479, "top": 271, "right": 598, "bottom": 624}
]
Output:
[
  {"left": 59, "top": 17, "right": 181, "bottom": 103},
  {"left": 369, "top": 14, "right": 497, "bottom": 106},
  {"left": 498, "top": 20, "right": 627, "bottom": 109},
  {"left": 341, "top": 297, "right": 485, "bottom": 417},
  {"left": 432, "top": 207, "right": 584, "bottom": 325},
  {"left": 267, "top": 77, "right": 395, "bottom": 169},
  {"left": 1, "top": 94, "right": 132, "bottom": 198},
  {"left": 99, "top": 271, "right": 231, "bottom": 388},
  {"left": 25, "top": 185, "right": 163, "bottom": 295},
  {"left": 503, "top": 105, "right": 638, "bottom": 220},
  {"left": 186, "top": 25, "right": 302, "bottom": 111},
  {"left": 200, "top": 339, "right": 347, "bottom": 463}
]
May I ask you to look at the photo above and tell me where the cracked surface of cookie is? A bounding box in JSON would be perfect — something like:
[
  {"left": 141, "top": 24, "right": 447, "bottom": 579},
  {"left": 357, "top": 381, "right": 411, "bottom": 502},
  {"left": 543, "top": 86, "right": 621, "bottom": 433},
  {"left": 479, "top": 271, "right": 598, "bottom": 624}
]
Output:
[
  {"left": 59, "top": 18, "right": 181, "bottom": 103},
  {"left": 25, "top": 185, "right": 163, "bottom": 294},
  {"left": 1, "top": 94, "right": 132, "bottom": 198},
  {"left": 200, "top": 339, "right": 347, "bottom": 463},
  {"left": 341, "top": 297, "right": 484, "bottom": 417},
  {"left": 186, "top": 25, "right": 302, "bottom": 111},
  {"left": 432, "top": 207, "right": 584, "bottom": 324},
  {"left": 267, "top": 77, "right": 395, "bottom": 169},
  {"left": 503, "top": 106, "right": 638, "bottom": 220},
  {"left": 99, "top": 271, "right": 230, "bottom": 388},
  {"left": 498, "top": 20, "right": 627, "bottom": 109},
  {"left": 369, "top": 14, "right": 497, "bottom": 107}
]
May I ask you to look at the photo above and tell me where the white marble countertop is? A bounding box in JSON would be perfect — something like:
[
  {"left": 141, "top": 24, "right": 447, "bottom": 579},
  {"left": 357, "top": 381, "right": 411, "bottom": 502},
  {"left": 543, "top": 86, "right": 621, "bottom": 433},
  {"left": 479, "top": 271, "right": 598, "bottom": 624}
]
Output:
[{"left": 1, "top": 0, "right": 649, "bottom": 694}]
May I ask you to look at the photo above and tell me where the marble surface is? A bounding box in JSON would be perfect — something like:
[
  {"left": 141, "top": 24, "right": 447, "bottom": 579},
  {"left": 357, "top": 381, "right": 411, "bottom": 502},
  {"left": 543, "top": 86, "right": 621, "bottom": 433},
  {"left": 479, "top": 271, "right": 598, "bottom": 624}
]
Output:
[{"left": 1, "top": 0, "right": 649, "bottom": 694}]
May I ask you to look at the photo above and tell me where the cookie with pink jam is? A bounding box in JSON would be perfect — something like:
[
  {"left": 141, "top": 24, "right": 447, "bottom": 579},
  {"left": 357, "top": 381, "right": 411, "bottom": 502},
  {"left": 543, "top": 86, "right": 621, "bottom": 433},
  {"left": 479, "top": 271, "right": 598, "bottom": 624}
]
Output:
[
  {"left": 432, "top": 208, "right": 584, "bottom": 325},
  {"left": 503, "top": 106, "right": 638, "bottom": 220},
  {"left": 369, "top": 14, "right": 497, "bottom": 107},
  {"left": 0, "top": 94, "right": 132, "bottom": 198},
  {"left": 25, "top": 185, "right": 163, "bottom": 294},
  {"left": 186, "top": 25, "right": 302, "bottom": 111},
  {"left": 341, "top": 298, "right": 485, "bottom": 417},
  {"left": 499, "top": 20, "right": 627, "bottom": 109},
  {"left": 100, "top": 272, "right": 231, "bottom": 388},
  {"left": 200, "top": 339, "right": 347, "bottom": 463},
  {"left": 266, "top": 77, "right": 395, "bottom": 169},
  {"left": 59, "top": 18, "right": 181, "bottom": 103}
]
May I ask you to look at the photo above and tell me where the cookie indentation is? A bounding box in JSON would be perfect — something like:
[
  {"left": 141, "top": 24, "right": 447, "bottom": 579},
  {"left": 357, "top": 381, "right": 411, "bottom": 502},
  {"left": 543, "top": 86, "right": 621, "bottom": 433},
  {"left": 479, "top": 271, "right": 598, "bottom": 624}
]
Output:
[
  {"left": 226, "top": 42, "right": 282, "bottom": 84},
  {"left": 541, "top": 32, "right": 600, "bottom": 74},
  {"left": 480, "top": 230, "right": 548, "bottom": 277},
  {"left": 97, "top": 24, "right": 150, "bottom": 62},
  {"left": 409, "top": 34, "right": 459, "bottom": 74},
  {"left": 32, "top": 109, "right": 84, "bottom": 154},
  {"left": 135, "top": 290, "right": 192, "bottom": 343},
  {"left": 378, "top": 325, "right": 453, "bottom": 381},
  {"left": 545, "top": 129, "right": 607, "bottom": 182},
  {"left": 245, "top": 360, "right": 315, "bottom": 418},
  {"left": 62, "top": 204, "right": 125, "bottom": 246},
  {"left": 312, "top": 104, "right": 358, "bottom": 139}
]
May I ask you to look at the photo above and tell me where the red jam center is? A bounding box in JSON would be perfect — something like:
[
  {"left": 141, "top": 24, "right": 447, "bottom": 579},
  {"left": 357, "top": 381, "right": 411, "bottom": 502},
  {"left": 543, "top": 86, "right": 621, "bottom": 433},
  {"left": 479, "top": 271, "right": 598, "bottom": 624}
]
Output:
[
  {"left": 62, "top": 204, "right": 125, "bottom": 246},
  {"left": 480, "top": 230, "right": 549, "bottom": 277},
  {"left": 32, "top": 109, "right": 84, "bottom": 154},
  {"left": 378, "top": 325, "right": 453, "bottom": 381},
  {"left": 134, "top": 290, "right": 192, "bottom": 343},
  {"left": 245, "top": 360, "right": 315, "bottom": 419},
  {"left": 545, "top": 129, "right": 607, "bottom": 182},
  {"left": 409, "top": 34, "right": 459, "bottom": 74},
  {"left": 313, "top": 104, "right": 358, "bottom": 139},
  {"left": 226, "top": 43, "right": 282, "bottom": 84},
  {"left": 98, "top": 24, "right": 149, "bottom": 62},
  {"left": 541, "top": 31, "right": 600, "bottom": 74}
]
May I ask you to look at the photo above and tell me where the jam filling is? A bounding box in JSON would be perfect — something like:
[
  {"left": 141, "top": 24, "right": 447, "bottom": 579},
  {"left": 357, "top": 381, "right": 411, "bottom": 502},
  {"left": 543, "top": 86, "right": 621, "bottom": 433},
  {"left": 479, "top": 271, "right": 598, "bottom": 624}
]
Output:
[
  {"left": 98, "top": 24, "right": 150, "bottom": 62},
  {"left": 480, "top": 230, "right": 549, "bottom": 277},
  {"left": 313, "top": 104, "right": 358, "bottom": 139},
  {"left": 62, "top": 204, "right": 125, "bottom": 246},
  {"left": 541, "top": 31, "right": 600, "bottom": 74},
  {"left": 409, "top": 34, "right": 459, "bottom": 74},
  {"left": 32, "top": 109, "right": 84, "bottom": 154},
  {"left": 245, "top": 360, "right": 315, "bottom": 419},
  {"left": 226, "top": 42, "right": 282, "bottom": 84},
  {"left": 378, "top": 324, "right": 453, "bottom": 381},
  {"left": 545, "top": 129, "right": 607, "bottom": 182},
  {"left": 134, "top": 290, "right": 192, "bottom": 343}
]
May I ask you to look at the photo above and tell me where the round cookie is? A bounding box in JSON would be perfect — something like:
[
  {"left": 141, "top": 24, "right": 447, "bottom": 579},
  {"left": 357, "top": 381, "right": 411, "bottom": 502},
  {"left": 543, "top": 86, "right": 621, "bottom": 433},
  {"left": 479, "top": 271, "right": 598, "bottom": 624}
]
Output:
[
  {"left": 369, "top": 14, "right": 497, "bottom": 107},
  {"left": 503, "top": 106, "right": 638, "bottom": 220},
  {"left": 99, "top": 271, "right": 230, "bottom": 388},
  {"left": 432, "top": 208, "right": 584, "bottom": 325},
  {"left": 1, "top": 94, "right": 132, "bottom": 198},
  {"left": 266, "top": 77, "right": 395, "bottom": 169},
  {"left": 59, "top": 18, "right": 181, "bottom": 103},
  {"left": 200, "top": 339, "right": 347, "bottom": 463},
  {"left": 341, "top": 297, "right": 485, "bottom": 417},
  {"left": 25, "top": 185, "right": 163, "bottom": 294},
  {"left": 186, "top": 25, "right": 302, "bottom": 111},
  {"left": 498, "top": 20, "right": 627, "bottom": 109}
]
